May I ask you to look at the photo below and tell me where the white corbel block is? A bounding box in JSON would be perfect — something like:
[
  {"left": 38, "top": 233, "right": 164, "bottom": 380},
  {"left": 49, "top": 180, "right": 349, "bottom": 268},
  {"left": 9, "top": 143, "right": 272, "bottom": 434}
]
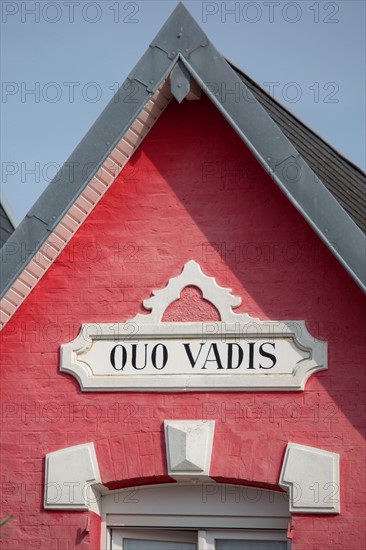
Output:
[
  {"left": 164, "top": 420, "right": 215, "bottom": 480},
  {"left": 44, "top": 442, "right": 101, "bottom": 511},
  {"left": 279, "top": 443, "right": 340, "bottom": 514}
]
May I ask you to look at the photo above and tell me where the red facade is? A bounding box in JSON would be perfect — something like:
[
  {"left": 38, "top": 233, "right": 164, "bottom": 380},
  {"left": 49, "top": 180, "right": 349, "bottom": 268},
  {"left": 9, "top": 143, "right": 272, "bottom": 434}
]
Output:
[{"left": 1, "top": 94, "right": 365, "bottom": 548}]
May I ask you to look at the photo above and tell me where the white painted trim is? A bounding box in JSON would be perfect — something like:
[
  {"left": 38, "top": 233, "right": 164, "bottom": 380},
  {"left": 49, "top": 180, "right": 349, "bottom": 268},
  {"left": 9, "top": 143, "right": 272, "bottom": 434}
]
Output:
[
  {"left": 164, "top": 420, "right": 215, "bottom": 480},
  {"left": 203, "top": 529, "right": 288, "bottom": 550},
  {"left": 140, "top": 259, "right": 242, "bottom": 324},
  {"left": 44, "top": 442, "right": 102, "bottom": 513},
  {"left": 111, "top": 528, "right": 197, "bottom": 550},
  {"left": 111, "top": 528, "right": 287, "bottom": 550},
  {"left": 102, "top": 483, "right": 290, "bottom": 526},
  {"left": 60, "top": 260, "right": 327, "bottom": 392},
  {"left": 102, "top": 483, "right": 290, "bottom": 549},
  {"left": 279, "top": 442, "right": 340, "bottom": 514}
]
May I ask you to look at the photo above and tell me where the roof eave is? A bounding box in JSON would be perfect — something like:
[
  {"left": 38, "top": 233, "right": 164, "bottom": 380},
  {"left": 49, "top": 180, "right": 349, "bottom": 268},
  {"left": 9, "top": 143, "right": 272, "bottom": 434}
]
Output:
[{"left": 177, "top": 44, "right": 366, "bottom": 293}]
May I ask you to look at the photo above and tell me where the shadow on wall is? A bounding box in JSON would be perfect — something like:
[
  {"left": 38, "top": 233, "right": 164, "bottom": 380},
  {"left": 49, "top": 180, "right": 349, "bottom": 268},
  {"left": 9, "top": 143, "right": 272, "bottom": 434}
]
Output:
[{"left": 128, "top": 92, "right": 366, "bottom": 439}]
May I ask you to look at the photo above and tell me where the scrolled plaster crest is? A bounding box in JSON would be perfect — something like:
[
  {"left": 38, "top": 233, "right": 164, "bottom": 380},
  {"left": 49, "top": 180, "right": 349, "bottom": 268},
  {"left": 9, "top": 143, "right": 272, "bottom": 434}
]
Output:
[{"left": 60, "top": 260, "right": 327, "bottom": 391}]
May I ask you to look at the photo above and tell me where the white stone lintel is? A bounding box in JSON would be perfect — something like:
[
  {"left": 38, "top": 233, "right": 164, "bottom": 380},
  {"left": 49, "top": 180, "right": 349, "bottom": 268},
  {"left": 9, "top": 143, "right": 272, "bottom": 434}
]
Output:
[
  {"left": 44, "top": 442, "right": 102, "bottom": 513},
  {"left": 279, "top": 443, "right": 340, "bottom": 514},
  {"left": 164, "top": 420, "right": 215, "bottom": 481}
]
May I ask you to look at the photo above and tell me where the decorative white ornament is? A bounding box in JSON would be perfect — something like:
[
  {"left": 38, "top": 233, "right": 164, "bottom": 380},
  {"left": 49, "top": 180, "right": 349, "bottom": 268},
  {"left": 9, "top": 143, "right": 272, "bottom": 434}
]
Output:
[
  {"left": 164, "top": 420, "right": 215, "bottom": 480},
  {"left": 279, "top": 443, "right": 340, "bottom": 514},
  {"left": 60, "top": 260, "right": 327, "bottom": 391},
  {"left": 44, "top": 442, "right": 101, "bottom": 512},
  {"left": 141, "top": 260, "right": 242, "bottom": 323}
]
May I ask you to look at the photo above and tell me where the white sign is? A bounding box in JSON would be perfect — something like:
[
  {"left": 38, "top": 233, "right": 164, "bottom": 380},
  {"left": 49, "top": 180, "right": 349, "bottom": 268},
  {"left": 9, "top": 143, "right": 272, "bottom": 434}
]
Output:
[{"left": 60, "top": 261, "right": 327, "bottom": 391}]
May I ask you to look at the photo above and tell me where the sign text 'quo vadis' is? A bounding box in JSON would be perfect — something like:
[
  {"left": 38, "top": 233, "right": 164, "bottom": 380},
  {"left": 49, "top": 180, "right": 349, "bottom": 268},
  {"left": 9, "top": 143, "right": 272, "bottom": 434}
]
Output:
[
  {"left": 109, "top": 338, "right": 289, "bottom": 372},
  {"left": 60, "top": 261, "right": 327, "bottom": 391}
]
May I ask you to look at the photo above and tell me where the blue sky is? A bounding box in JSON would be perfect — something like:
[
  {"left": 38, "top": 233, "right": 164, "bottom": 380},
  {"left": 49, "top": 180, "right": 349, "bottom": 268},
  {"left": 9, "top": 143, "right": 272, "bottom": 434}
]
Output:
[{"left": 1, "top": 0, "right": 365, "bottom": 223}]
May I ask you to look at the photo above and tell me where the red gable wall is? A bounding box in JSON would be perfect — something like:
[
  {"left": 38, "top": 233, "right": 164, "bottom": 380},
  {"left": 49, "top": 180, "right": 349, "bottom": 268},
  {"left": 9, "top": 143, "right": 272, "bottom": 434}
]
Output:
[{"left": 1, "top": 94, "right": 365, "bottom": 549}]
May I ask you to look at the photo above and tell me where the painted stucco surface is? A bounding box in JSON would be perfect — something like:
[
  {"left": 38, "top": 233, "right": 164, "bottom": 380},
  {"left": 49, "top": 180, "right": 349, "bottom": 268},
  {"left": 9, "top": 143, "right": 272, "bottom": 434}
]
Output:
[{"left": 1, "top": 95, "right": 365, "bottom": 549}]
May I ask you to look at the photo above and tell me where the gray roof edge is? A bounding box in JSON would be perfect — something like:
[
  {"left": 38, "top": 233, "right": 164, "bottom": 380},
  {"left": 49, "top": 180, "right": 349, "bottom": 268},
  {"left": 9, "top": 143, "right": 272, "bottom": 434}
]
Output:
[
  {"left": 0, "top": 3, "right": 199, "bottom": 299},
  {"left": 228, "top": 58, "right": 366, "bottom": 178},
  {"left": 1, "top": 2, "right": 365, "bottom": 301},
  {"left": 270, "top": 161, "right": 366, "bottom": 290},
  {"left": 0, "top": 190, "right": 18, "bottom": 229},
  {"left": 0, "top": 38, "right": 176, "bottom": 299},
  {"left": 0, "top": 81, "right": 149, "bottom": 297},
  {"left": 178, "top": 52, "right": 366, "bottom": 293}
]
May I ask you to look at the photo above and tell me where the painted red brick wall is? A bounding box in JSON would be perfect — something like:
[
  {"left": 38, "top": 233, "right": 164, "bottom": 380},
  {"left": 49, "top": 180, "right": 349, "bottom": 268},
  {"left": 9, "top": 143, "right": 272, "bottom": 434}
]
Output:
[{"left": 1, "top": 94, "right": 365, "bottom": 549}]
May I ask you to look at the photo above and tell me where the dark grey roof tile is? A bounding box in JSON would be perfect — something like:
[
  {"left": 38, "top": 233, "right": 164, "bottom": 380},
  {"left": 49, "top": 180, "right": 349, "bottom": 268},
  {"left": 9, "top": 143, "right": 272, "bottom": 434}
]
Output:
[{"left": 231, "top": 63, "right": 366, "bottom": 233}]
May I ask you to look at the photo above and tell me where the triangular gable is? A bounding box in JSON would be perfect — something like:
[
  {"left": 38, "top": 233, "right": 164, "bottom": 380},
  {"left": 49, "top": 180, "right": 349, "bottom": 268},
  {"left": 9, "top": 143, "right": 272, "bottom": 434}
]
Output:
[{"left": 0, "top": 2, "right": 365, "bottom": 328}]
